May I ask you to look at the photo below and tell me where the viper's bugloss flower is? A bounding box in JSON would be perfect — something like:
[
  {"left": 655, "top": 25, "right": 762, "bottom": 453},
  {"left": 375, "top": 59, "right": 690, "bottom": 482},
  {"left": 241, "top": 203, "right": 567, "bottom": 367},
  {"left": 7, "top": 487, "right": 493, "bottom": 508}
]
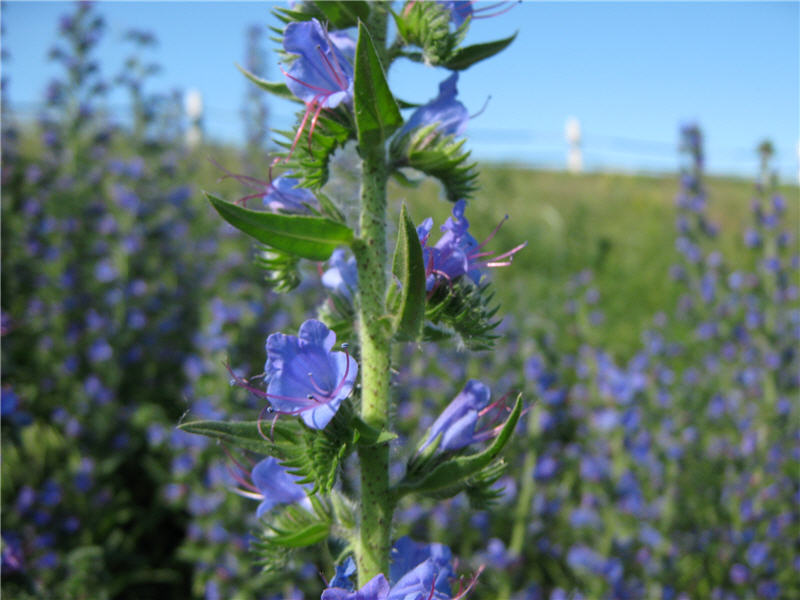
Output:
[
  {"left": 418, "top": 200, "right": 526, "bottom": 291},
  {"left": 263, "top": 174, "right": 317, "bottom": 213},
  {"left": 419, "top": 379, "right": 511, "bottom": 453},
  {"left": 283, "top": 19, "right": 354, "bottom": 109},
  {"left": 231, "top": 457, "right": 309, "bottom": 518},
  {"left": 321, "top": 573, "right": 390, "bottom": 600},
  {"left": 264, "top": 319, "right": 357, "bottom": 430},
  {"left": 322, "top": 248, "right": 359, "bottom": 300},
  {"left": 390, "top": 536, "right": 453, "bottom": 584},
  {"left": 281, "top": 19, "right": 354, "bottom": 160},
  {"left": 417, "top": 200, "right": 528, "bottom": 291},
  {"left": 400, "top": 73, "right": 468, "bottom": 138}
]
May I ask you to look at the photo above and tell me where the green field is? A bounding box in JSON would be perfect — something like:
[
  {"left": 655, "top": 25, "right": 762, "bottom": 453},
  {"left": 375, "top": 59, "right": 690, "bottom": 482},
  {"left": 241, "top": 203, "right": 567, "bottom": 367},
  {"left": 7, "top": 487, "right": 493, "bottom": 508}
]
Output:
[{"left": 389, "top": 166, "right": 799, "bottom": 358}]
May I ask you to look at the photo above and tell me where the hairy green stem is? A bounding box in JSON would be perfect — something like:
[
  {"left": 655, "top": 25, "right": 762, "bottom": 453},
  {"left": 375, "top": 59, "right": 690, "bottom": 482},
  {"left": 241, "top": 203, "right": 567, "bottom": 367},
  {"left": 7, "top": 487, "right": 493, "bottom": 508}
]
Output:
[
  {"left": 353, "top": 146, "right": 392, "bottom": 585},
  {"left": 352, "top": 7, "right": 394, "bottom": 585}
]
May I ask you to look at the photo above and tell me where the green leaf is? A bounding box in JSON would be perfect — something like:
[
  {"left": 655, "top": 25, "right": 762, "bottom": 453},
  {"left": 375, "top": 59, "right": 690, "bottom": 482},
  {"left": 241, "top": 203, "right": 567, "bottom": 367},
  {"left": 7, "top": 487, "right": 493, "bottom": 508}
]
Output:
[
  {"left": 205, "top": 192, "right": 353, "bottom": 261},
  {"left": 389, "top": 204, "right": 426, "bottom": 340},
  {"left": 442, "top": 31, "right": 518, "bottom": 71},
  {"left": 313, "top": 1, "right": 370, "bottom": 29},
  {"left": 177, "top": 419, "right": 300, "bottom": 454},
  {"left": 353, "top": 22, "right": 402, "bottom": 147},
  {"left": 236, "top": 63, "right": 299, "bottom": 102},
  {"left": 396, "top": 395, "right": 523, "bottom": 498}
]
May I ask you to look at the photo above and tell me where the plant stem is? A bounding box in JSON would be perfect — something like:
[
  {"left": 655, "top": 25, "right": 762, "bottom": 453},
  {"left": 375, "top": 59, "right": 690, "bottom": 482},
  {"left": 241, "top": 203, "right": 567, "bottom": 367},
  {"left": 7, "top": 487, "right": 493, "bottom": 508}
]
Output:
[{"left": 352, "top": 7, "right": 393, "bottom": 585}]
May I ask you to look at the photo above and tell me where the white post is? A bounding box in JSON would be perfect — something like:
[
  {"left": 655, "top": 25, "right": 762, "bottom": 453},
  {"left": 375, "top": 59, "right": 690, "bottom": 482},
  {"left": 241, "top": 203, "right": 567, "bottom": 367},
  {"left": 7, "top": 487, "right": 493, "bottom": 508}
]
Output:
[
  {"left": 184, "top": 88, "right": 204, "bottom": 149},
  {"left": 565, "top": 116, "right": 583, "bottom": 174}
]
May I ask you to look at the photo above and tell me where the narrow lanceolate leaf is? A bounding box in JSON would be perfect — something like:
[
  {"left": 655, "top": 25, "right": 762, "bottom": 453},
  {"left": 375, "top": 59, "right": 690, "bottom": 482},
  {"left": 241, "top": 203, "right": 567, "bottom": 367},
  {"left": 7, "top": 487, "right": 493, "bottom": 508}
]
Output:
[
  {"left": 236, "top": 63, "right": 299, "bottom": 102},
  {"left": 313, "top": 1, "right": 370, "bottom": 29},
  {"left": 353, "top": 21, "right": 402, "bottom": 147},
  {"left": 177, "top": 419, "right": 300, "bottom": 455},
  {"left": 390, "top": 204, "right": 426, "bottom": 341},
  {"left": 206, "top": 192, "right": 353, "bottom": 261},
  {"left": 442, "top": 32, "right": 518, "bottom": 71},
  {"left": 395, "top": 395, "right": 523, "bottom": 498}
]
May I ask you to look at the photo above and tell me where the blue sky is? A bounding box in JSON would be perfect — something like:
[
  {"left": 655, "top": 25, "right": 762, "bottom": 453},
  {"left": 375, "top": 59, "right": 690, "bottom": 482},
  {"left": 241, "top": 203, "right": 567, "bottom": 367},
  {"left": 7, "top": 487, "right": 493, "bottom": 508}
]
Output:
[{"left": 3, "top": 1, "right": 798, "bottom": 180}]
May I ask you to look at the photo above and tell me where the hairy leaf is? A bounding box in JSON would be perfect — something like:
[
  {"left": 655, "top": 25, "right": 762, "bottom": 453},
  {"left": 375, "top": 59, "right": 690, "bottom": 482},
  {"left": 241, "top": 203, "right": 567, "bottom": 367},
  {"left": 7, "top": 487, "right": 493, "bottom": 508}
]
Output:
[
  {"left": 236, "top": 63, "right": 299, "bottom": 102},
  {"left": 389, "top": 204, "right": 426, "bottom": 340},
  {"left": 353, "top": 22, "right": 402, "bottom": 147},
  {"left": 313, "top": 1, "right": 370, "bottom": 29},
  {"left": 206, "top": 192, "right": 354, "bottom": 261},
  {"left": 177, "top": 419, "right": 300, "bottom": 455},
  {"left": 442, "top": 32, "right": 518, "bottom": 71}
]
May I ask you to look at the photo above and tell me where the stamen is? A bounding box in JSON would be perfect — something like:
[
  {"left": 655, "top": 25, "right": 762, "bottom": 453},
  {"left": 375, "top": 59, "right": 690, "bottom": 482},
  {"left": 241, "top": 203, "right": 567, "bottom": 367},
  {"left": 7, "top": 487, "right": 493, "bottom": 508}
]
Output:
[
  {"left": 452, "top": 565, "right": 485, "bottom": 599},
  {"left": 316, "top": 44, "right": 346, "bottom": 90},
  {"left": 471, "top": 214, "right": 509, "bottom": 255},
  {"left": 470, "top": 95, "right": 491, "bottom": 120},
  {"left": 280, "top": 65, "right": 337, "bottom": 96},
  {"left": 472, "top": 1, "right": 519, "bottom": 19}
]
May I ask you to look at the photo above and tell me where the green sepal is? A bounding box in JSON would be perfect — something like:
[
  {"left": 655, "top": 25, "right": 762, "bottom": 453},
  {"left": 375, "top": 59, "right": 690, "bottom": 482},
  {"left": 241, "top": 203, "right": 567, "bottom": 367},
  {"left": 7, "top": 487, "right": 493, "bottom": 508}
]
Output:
[
  {"left": 388, "top": 204, "right": 426, "bottom": 341},
  {"left": 274, "top": 105, "right": 354, "bottom": 189},
  {"left": 236, "top": 63, "right": 298, "bottom": 102},
  {"left": 252, "top": 495, "right": 332, "bottom": 570},
  {"left": 442, "top": 32, "right": 518, "bottom": 71},
  {"left": 353, "top": 21, "right": 403, "bottom": 147},
  {"left": 390, "top": 124, "right": 478, "bottom": 202},
  {"left": 395, "top": 394, "right": 523, "bottom": 498},
  {"left": 177, "top": 419, "right": 300, "bottom": 455},
  {"left": 280, "top": 401, "right": 356, "bottom": 493},
  {"left": 205, "top": 192, "right": 354, "bottom": 261},
  {"left": 255, "top": 245, "right": 302, "bottom": 293},
  {"left": 313, "top": 1, "right": 370, "bottom": 29},
  {"left": 424, "top": 279, "right": 502, "bottom": 350}
]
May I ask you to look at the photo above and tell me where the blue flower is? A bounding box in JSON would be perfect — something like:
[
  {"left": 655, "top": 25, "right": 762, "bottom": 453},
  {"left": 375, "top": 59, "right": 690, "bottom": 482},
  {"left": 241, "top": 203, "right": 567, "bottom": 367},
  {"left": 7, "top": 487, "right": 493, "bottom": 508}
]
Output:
[
  {"left": 321, "top": 573, "right": 390, "bottom": 600},
  {"left": 329, "top": 556, "right": 357, "bottom": 591},
  {"left": 419, "top": 380, "right": 510, "bottom": 454},
  {"left": 322, "top": 248, "right": 359, "bottom": 301},
  {"left": 264, "top": 319, "right": 357, "bottom": 430},
  {"left": 400, "top": 73, "right": 468, "bottom": 138},
  {"left": 390, "top": 537, "right": 453, "bottom": 584},
  {"left": 283, "top": 19, "right": 355, "bottom": 109},
  {"left": 387, "top": 559, "right": 453, "bottom": 600},
  {"left": 229, "top": 456, "right": 309, "bottom": 518},
  {"left": 263, "top": 174, "right": 318, "bottom": 213},
  {"left": 418, "top": 200, "right": 525, "bottom": 291}
]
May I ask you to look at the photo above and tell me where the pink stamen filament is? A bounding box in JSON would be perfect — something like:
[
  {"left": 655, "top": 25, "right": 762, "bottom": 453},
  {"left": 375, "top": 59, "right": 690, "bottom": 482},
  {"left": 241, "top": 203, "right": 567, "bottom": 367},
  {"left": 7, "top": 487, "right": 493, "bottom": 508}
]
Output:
[
  {"left": 471, "top": 214, "right": 509, "bottom": 254},
  {"left": 452, "top": 565, "right": 485, "bottom": 599}
]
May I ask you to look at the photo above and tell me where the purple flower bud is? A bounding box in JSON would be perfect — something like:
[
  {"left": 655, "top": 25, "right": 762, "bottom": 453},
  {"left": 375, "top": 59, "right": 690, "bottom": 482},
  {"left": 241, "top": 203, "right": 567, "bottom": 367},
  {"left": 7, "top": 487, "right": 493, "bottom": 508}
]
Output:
[{"left": 419, "top": 380, "right": 506, "bottom": 453}]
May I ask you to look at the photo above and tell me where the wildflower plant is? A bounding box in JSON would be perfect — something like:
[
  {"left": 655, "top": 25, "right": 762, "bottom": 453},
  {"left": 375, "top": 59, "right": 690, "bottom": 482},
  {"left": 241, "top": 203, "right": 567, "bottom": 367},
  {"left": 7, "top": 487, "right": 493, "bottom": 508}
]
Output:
[{"left": 182, "top": 1, "right": 525, "bottom": 594}]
